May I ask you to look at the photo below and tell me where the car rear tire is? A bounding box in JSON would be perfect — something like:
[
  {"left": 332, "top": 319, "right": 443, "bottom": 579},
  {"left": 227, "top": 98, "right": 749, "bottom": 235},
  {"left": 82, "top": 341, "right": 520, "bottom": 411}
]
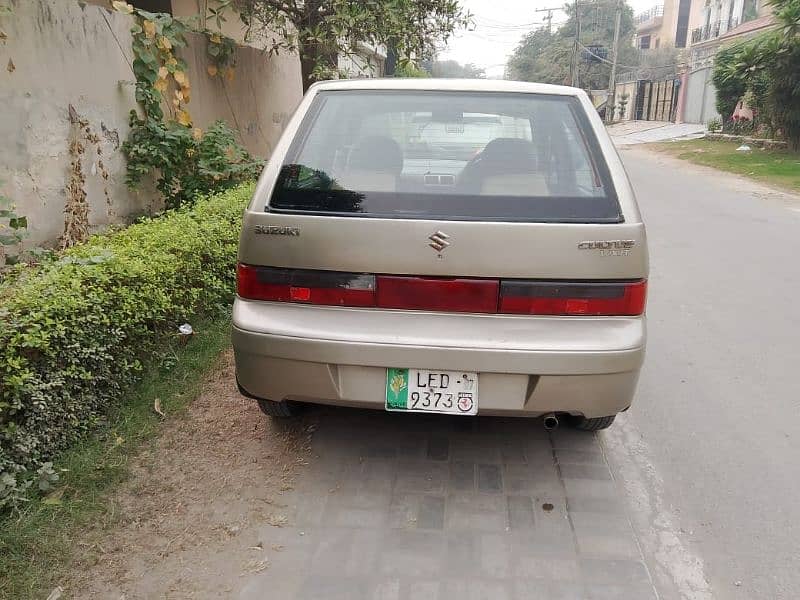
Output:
[
  {"left": 256, "top": 398, "right": 301, "bottom": 418},
  {"left": 570, "top": 414, "right": 616, "bottom": 431}
]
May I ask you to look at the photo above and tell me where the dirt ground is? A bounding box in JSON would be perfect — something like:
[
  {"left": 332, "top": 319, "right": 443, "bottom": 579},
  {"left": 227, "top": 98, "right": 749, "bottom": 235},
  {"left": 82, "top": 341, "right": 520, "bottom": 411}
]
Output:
[{"left": 66, "top": 350, "right": 314, "bottom": 599}]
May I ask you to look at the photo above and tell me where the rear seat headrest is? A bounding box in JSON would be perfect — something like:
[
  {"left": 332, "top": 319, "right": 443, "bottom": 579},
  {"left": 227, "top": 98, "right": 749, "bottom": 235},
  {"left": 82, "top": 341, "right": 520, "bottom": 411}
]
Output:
[{"left": 348, "top": 136, "right": 403, "bottom": 174}]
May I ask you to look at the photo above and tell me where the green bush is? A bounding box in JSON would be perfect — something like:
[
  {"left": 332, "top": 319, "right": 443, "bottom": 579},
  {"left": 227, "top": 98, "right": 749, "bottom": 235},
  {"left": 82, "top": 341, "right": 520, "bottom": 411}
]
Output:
[
  {"left": 123, "top": 116, "right": 262, "bottom": 210},
  {"left": 706, "top": 117, "right": 722, "bottom": 133},
  {"left": 712, "top": 43, "right": 748, "bottom": 121},
  {"left": 0, "top": 184, "right": 253, "bottom": 510},
  {"left": 712, "top": 0, "right": 800, "bottom": 149}
]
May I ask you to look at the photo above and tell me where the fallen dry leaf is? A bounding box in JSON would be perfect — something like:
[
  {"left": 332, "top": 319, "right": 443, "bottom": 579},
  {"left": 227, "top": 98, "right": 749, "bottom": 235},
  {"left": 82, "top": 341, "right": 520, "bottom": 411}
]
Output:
[
  {"left": 266, "top": 514, "right": 288, "bottom": 527},
  {"left": 43, "top": 487, "right": 65, "bottom": 506},
  {"left": 240, "top": 557, "right": 269, "bottom": 576},
  {"left": 46, "top": 586, "right": 64, "bottom": 600},
  {"left": 154, "top": 398, "right": 165, "bottom": 418}
]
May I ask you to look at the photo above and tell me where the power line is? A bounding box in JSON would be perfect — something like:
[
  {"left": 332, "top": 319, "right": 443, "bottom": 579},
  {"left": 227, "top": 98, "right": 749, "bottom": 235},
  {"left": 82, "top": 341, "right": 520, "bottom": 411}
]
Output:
[
  {"left": 472, "top": 15, "right": 545, "bottom": 27},
  {"left": 473, "top": 19, "right": 546, "bottom": 30},
  {"left": 578, "top": 42, "right": 682, "bottom": 70}
]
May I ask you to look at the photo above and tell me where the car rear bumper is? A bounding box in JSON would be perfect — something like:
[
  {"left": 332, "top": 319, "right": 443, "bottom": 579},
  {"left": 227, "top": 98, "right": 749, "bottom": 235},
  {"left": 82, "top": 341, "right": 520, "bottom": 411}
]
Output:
[{"left": 232, "top": 300, "right": 646, "bottom": 418}]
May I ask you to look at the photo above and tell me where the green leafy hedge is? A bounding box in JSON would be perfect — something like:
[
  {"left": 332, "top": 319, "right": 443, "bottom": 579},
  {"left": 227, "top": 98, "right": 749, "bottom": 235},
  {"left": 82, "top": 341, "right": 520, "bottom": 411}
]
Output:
[{"left": 0, "top": 184, "right": 253, "bottom": 508}]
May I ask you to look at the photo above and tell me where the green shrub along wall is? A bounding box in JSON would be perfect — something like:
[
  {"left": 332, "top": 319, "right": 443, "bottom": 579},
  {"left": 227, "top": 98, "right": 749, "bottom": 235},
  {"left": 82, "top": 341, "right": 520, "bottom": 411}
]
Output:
[{"left": 0, "top": 184, "right": 253, "bottom": 508}]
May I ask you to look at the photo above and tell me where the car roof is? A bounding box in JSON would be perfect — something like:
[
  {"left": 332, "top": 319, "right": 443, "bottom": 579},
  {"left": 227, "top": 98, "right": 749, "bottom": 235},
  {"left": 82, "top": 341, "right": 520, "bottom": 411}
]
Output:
[{"left": 309, "top": 78, "right": 584, "bottom": 97}]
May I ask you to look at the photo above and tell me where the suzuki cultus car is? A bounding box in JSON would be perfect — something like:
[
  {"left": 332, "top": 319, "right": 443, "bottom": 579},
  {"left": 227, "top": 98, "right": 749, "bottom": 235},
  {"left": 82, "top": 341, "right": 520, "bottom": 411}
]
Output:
[{"left": 233, "top": 79, "right": 648, "bottom": 431}]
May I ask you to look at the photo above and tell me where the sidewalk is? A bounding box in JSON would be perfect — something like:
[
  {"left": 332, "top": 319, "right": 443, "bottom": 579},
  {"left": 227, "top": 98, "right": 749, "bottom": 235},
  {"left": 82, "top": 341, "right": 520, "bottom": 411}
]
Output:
[
  {"left": 608, "top": 121, "right": 706, "bottom": 145},
  {"left": 239, "top": 409, "right": 659, "bottom": 600}
]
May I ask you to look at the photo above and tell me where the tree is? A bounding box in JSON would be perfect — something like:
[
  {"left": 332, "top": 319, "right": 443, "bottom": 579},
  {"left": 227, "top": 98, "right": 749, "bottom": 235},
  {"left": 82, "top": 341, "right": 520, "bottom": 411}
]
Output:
[
  {"left": 236, "top": 0, "right": 471, "bottom": 91},
  {"left": 431, "top": 59, "right": 485, "bottom": 78},
  {"left": 712, "top": 43, "right": 749, "bottom": 120},
  {"left": 506, "top": 1, "right": 638, "bottom": 90},
  {"left": 763, "top": 0, "right": 800, "bottom": 148},
  {"left": 712, "top": 0, "right": 800, "bottom": 148}
]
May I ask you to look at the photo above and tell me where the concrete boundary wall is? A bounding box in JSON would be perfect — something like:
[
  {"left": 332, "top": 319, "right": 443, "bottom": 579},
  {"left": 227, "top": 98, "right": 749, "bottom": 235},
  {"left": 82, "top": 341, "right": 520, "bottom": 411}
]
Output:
[
  {"left": 682, "top": 66, "right": 721, "bottom": 125},
  {"left": 0, "top": 0, "right": 302, "bottom": 245}
]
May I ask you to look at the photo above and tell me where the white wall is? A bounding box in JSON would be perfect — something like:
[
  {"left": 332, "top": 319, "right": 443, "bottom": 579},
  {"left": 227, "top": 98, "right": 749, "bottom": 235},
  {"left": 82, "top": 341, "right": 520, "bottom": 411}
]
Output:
[
  {"left": 682, "top": 66, "right": 720, "bottom": 124},
  {"left": 0, "top": 0, "right": 302, "bottom": 246}
]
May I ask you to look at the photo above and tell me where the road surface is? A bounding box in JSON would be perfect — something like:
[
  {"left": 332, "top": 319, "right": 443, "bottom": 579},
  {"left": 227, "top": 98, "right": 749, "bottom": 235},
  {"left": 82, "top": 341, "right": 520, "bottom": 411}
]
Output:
[{"left": 607, "top": 145, "right": 800, "bottom": 599}]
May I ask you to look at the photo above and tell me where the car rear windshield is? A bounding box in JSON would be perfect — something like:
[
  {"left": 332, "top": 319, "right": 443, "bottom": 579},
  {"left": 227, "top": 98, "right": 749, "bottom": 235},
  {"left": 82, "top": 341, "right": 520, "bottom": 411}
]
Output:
[{"left": 267, "top": 90, "right": 621, "bottom": 223}]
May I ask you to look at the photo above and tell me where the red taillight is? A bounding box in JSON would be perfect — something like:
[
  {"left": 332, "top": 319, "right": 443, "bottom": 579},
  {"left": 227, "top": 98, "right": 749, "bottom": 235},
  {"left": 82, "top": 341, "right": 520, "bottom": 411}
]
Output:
[
  {"left": 238, "top": 264, "right": 646, "bottom": 316},
  {"left": 237, "top": 264, "right": 376, "bottom": 307},
  {"left": 499, "top": 280, "right": 647, "bottom": 316},
  {"left": 376, "top": 276, "right": 499, "bottom": 313}
]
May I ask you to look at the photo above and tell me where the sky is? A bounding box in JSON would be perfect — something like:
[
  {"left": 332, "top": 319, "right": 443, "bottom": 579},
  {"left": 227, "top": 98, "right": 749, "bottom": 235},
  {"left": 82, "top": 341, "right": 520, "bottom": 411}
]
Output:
[{"left": 438, "top": 0, "right": 654, "bottom": 78}]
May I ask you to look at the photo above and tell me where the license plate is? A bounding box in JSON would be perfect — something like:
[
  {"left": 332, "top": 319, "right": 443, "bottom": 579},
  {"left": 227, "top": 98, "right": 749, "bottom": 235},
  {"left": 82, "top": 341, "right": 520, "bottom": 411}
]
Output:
[{"left": 385, "top": 368, "right": 478, "bottom": 415}]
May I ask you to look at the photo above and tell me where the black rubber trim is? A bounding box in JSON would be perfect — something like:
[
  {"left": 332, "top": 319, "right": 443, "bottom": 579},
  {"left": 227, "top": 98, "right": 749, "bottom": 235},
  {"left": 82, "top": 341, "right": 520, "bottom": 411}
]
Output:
[{"left": 236, "top": 378, "right": 263, "bottom": 401}]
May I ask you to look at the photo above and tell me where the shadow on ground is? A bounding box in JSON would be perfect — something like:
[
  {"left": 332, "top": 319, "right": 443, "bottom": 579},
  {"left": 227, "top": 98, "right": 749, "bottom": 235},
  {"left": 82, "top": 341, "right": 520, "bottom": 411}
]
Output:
[{"left": 241, "top": 405, "right": 657, "bottom": 600}]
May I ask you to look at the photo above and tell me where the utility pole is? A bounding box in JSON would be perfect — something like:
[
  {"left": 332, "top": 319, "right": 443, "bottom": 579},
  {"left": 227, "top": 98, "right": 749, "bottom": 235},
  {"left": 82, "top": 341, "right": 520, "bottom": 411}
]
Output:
[
  {"left": 534, "top": 7, "right": 561, "bottom": 34},
  {"left": 606, "top": 0, "right": 623, "bottom": 122},
  {"left": 571, "top": 0, "right": 581, "bottom": 87}
]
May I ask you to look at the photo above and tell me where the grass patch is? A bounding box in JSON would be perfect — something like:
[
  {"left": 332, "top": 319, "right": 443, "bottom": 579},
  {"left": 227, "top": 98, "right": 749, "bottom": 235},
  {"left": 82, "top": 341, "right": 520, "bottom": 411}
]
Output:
[
  {"left": 649, "top": 138, "right": 800, "bottom": 193},
  {"left": 0, "top": 314, "right": 232, "bottom": 600}
]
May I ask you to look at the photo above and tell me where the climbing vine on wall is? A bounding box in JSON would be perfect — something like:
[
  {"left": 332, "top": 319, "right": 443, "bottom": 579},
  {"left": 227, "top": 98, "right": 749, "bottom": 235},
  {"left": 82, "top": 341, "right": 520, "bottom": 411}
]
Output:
[
  {"left": 112, "top": 1, "right": 241, "bottom": 122},
  {"left": 111, "top": 2, "right": 260, "bottom": 210},
  {"left": 206, "top": 32, "right": 237, "bottom": 80},
  {"left": 113, "top": 1, "right": 193, "bottom": 124},
  {"left": 201, "top": 0, "right": 238, "bottom": 78}
]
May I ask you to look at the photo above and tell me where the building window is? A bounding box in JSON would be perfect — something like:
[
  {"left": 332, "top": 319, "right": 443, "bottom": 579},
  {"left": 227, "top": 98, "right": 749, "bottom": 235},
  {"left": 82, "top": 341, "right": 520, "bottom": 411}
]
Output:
[
  {"left": 639, "top": 35, "right": 651, "bottom": 49},
  {"left": 742, "top": 0, "right": 759, "bottom": 21},
  {"left": 674, "top": 0, "right": 692, "bottom": 47}
]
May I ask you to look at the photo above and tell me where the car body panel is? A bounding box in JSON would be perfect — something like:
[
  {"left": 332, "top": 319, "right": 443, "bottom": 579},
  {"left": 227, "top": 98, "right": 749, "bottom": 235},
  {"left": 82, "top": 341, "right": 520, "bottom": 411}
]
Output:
[
  {"left": 233, "top": 79, "right": 648, "bottom": 419},
  {"left": 239, "top": 213, "right": 647, "bottom": 279}
]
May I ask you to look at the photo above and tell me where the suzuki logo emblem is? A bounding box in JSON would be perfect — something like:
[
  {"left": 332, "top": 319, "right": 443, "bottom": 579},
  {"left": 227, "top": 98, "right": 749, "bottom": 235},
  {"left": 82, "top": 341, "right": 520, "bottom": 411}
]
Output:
[{"left": 428, "top": 231, "right": 451, "bottom": 253}]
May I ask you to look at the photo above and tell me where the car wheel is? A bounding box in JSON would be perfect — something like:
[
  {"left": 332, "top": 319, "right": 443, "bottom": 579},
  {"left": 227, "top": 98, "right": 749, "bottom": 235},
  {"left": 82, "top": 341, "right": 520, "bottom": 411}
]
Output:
[
  {"left": 570, "top": 414, "right": 616, "bottom": 431},
  {"left": 256, "top": 398, "right": 301, "bottom": 418}
]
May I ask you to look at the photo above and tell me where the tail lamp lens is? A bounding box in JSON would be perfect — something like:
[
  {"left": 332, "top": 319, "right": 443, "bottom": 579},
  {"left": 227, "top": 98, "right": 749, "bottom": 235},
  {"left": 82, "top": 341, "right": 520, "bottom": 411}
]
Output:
[
  {"left": 237, "top": 264, "right": 646, "bottom": 316},
  {"left": 236, "top": 264, "right": 376, "bottom": 307},
  {"left": 376, "top": 276, "right": 499, "bottom": 313},
  {"left": 499, "top": 279, "right": 647, "bottom": 316}
]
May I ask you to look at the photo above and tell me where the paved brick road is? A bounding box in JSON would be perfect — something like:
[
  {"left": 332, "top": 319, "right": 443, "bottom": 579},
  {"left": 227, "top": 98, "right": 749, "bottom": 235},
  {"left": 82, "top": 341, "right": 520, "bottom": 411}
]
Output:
[{"left": 240, "top": 407, "right": 657, "bottom": 600}]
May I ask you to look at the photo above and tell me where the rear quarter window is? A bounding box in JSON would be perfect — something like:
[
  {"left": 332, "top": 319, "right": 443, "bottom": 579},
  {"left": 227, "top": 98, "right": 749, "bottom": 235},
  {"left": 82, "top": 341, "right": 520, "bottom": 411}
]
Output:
[{"left": 268, "top": 90, "right": 621, "bottom": 223}]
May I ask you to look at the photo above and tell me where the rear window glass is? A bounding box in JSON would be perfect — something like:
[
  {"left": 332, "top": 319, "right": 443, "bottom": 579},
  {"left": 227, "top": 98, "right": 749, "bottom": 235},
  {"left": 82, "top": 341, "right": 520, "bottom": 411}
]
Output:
[{"left": 268, "top": 90, "right": 621, "bottom": 223}]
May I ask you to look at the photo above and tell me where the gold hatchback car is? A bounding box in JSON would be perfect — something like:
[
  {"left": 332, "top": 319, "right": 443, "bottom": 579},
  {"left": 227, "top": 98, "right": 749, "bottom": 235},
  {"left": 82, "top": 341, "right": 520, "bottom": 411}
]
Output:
[{"left": 233, "top": 79, "right": 648, "bottom": 431}]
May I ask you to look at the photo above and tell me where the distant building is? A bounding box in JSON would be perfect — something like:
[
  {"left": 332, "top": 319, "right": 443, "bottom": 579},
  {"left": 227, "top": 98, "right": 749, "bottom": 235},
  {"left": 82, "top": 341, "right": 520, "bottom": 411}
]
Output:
[
  {"left": 688, "top": 7, "right": 775, "bottom": 70},
  {"left": 679, "top": 0, "right": 776, "bottom": 124},
  {"left": 634, "top": 0, "right": 693, "bottom": 49},
  {"left": 338, "top": 43, "right": 387, "bottom": 79}
]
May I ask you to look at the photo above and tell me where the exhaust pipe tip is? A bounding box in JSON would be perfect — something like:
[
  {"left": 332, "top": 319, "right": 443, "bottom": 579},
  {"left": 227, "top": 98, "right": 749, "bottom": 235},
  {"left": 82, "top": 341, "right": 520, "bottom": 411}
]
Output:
[{"left": 543, "top": 413, "right": 559, "bottom": 431}]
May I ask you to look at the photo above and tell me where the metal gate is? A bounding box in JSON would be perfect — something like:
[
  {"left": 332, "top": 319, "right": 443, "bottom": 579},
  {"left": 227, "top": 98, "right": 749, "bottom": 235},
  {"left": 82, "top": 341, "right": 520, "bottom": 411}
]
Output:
[{"left": 634, "top": 78, "right": 680, "bottom": 122}]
